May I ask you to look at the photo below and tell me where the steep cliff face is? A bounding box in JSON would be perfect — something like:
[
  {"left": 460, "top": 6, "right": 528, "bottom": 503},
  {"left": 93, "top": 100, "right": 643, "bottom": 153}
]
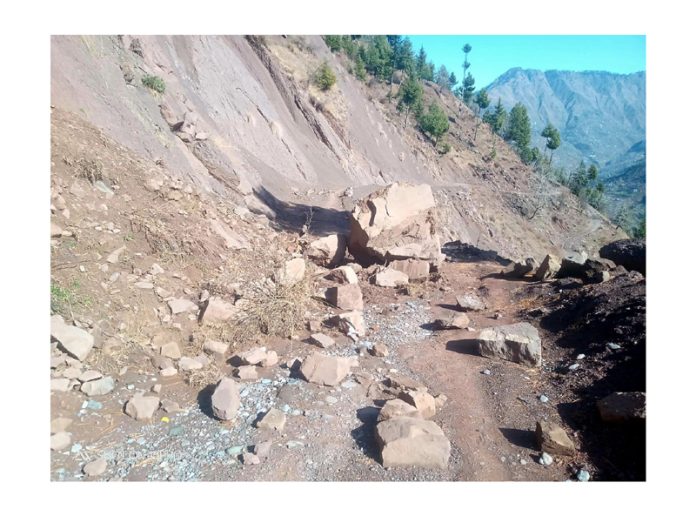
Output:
[{"left": 51, "top": 35, "right": 624, "bottom": 261}]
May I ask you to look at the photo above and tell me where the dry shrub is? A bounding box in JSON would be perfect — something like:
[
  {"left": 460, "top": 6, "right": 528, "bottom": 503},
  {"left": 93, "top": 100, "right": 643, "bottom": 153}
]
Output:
[
  {"left": 231, "top": 273, "right": 311, "bottom": 340},
  {"left": 76, "top": 157, "right": 105, "bottom": 184},
  {"left": 186, "top": 362, "right": 222, "bottom": 388},
  {"left": 87, "top": 339, "right": 144, "bottom": 376}
]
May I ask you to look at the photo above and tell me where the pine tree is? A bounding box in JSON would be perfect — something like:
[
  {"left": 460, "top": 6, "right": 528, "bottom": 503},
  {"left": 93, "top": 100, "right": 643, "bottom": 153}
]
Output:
[
  {"left": 449, "top": 72, "right": 457, "bottom": 90},
  {"left": 462, "top": 73, "right": 476, "bottom": 104},
  {"left": 506, "top": 102, "right": 531, "bottom": 150},
  {"left": 353, "top": 55, "right": 367, "bottom": 81},
  {"left": 473, "top": 89, "right": 490, "bottom": 141},
  {"left": 323, "top": 35, "right": 342, "bottom": 52},
  {"left": 436, "top": 65, "right": 450, "bottom": 92},
  {"left": 416, "top": 46, "right": 428, "bottom": 80},
  {"left": 397, "top": 73, "right": 424, "bottom": 125},
  {"left": 541, "top": 123, "right": 561, "bottom": 163},
  {"left": 418, "top": 102, "right": 449, "bottom": 144}
]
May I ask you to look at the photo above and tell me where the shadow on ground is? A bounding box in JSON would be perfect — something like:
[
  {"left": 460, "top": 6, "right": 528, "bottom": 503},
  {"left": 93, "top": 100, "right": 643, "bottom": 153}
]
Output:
[
  {"left": 445, "top": 339, "right": 480, "bottom": 356},
  {"left": 252, "top": 186, "right": 350, "bottom": 237},
  {"left": 499, "top": 427, "right": 537, "bottom": 450},
  {"left": 441, "top": 241, "right": 511, "bottom": 265},
  {"left": 197, "top": 384, "right": 217, "bottom": 419},
  {"left": 350, "top": 406, "right": 382, "bottom": 462}
]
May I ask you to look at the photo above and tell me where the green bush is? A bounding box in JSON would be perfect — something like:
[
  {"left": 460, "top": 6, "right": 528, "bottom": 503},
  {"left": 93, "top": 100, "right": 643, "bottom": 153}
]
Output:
[
  {"left": 323, "top": 35, "right": 342, "bottom": 52},
  {"left": 417, "top": 102, "right": 449, "bottom": 144},
  {"left": 142, "top": 74, "right": 165, "bottom": 94},
  {"left": 313, "top": 61, "right": 337, "bottom": 91}
]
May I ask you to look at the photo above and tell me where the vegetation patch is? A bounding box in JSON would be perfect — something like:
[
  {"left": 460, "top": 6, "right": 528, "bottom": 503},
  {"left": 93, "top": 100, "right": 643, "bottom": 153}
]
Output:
[{"left": 142, "top": 74, "right": 166, "bottom": 94}]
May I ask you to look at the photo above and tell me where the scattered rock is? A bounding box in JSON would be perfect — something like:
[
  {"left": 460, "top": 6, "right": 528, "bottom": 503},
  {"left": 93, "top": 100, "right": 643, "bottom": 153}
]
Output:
[
  {"left": 370, "top": 343, "right": 389, "bottom": 357},
  {"left": 160, "top": 366, "right": 178, "bottom": 377},
  {"left": 388, "top": 259, "right": 430, "bottom": 281},
  {"left": 106, "top": 246, "right": 126, "bottom": 264},
  {"left": 502, "top": 257, "right": 537, "bottom": 278},
  {"left": 307, "top": 234, "right": 347, "bottom": 268},
  {"left": 557, "top": 253, "right": 588, "bottom": 279},
  {"left": 160, "top": 399, "right": 180, "bottom": 413},
  {"left": 124, "top": 395, "right": 160, "bottom": 421},
  {"left": 539, "top": 452, "right": 553, "bottom": 466},
  {"left": 168, "top": 298, "right": 198, "bottom": 315},
  {"left": 211, "top": 377, "right": 240, "bottom": 421},
  {"left": 398, "top": 390, "right": 437, "bottom": 419},
  {"left": 51, "top": 378, "right": 72, "bottom": 392},
  {"left": 374, "top": 267, "right": 409, "bottom": 287},
  {"left": 309, "top": 333, "right": 335, "bottom": 349},
  {"left": 534, "top": 254, "right": 562, "bottom": 281},
  {"left": 334, "top": 311, "right": 366, "bottom": 337},
  {"left": 256, "top": 408, "right": 286, "bottom": 431},
  {"left": 536, "top": 421, "right": 576, "bottom": 456},
  {"left": 51, "top": 222, "right": 63, "bottom": 238},
  {"left": 576, "top": 469, "right": 591, "bottom": 482},
  {"left": 51, "top": 315, "right": 94, "bottom": 361},
  {"left": 378, "top": 399, "right": 421, "bottom": 421},
  {"left": 254, "top": 441, "right": 273, "bottom": 459},
  {"left": 178, "top": 357, "right": 203, "bottom": 371},
  {"left": 50, "top": 432, "right": 72, "bottom": 451},
  {"left": 455, "top": 293, "right": 485, "bottom": 312},
  {"left": 300, "top": 352, "right": 353, "bottom": 386},
  {"left": 477, "top": 322, "right": 542, "bottom": 367},
  {"left": 83, "top": 458, "right": 107, "bottom": 477},
  {"left": 203, "top": 340, "right": 229, "bottom": 355},
  {"left": 325, "top": 284, "right": 364, "bottom": 311},
  {"left": 159, "top": 342, "right": 182, "bottom": 360},
  {"left": 274, "top": 258, "right": 306, "bottom": 287},
  {"left": 242, "top": 452, "right": 261, "bottom": 465},
  {"left": 375, "top": 416, "right": 451, "bottom": 469},
  {"left": 597, "top": 392, "right": 646, "bottom": 422},
  {"left": 80, "top": 376, "right": 115, "bottom": 396},
  {"left": 237, "top": 347, "right": 267, "bottom": 365},
  {"left": 539, "top": 394, "right": 549, "bottom": 403},
  {"left": 434, "top": 313, "right": 470, "bottom": 330},
  {"left": 236, "top": 365, "right": 258, "bottom": 381},
  {"left": 50, "top": 418, "right": 73, "bottom": 434},
  {"left": 78, "top": 370, "right": 102, "bottom": 383},
  {"left": 386, "top": 374, "right": 427, "bottom": 393},
  {"left": 200, "top": 296, "right": 237, "bottom": 323},
  {"left": 261, "top": 350, "right": 279, "bottom": 367},
  {"left": 326, "top": 265, "right": 359, "bottom": 285}
]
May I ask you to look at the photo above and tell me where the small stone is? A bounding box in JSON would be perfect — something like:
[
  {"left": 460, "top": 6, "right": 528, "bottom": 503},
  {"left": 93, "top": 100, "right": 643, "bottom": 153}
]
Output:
[
  {"left": 51, "top": 378, "right": 72, "bottom": 392},
  {"left": 520, "top": 459, "right": 528, "bottom": 465},
  {"left": 300, "top": 352, "right": 353, "bottom": 386},
  {"left": 325, "top": 284, "right": 364, "bottom": 311},
  {"left": 83, "top": 458, "right": 107, "bottom": 477},
  {"left": 242, "top": 452, "right": 261, "bottom": 465},
  {"left": 477, "top": 322, "right": 541, "bottom": 367},
  {"left": 160, "top": 366, "right": 178, "bottom": 377},
  {"left": 536, "top": 421, "right": 575, "bottom": 456},
  {"left": 124, "top": 395, "right": 160, "bottom": 421},
  {"left": 309, "top": 333, "right": 335, "bottom": 349},
  {"left": 539, "top": 452, "right": 553, "bottom": 466},
  {"left": 134, "top": 281, "right": 154, "bottom": 289},
  {"left": 325, "top": 396, "right": 338, "bottom": 405},
  {"left": 273, "top": 258, "right": 306, "bottom": 287},
  {"left": 576, "top": 469, "right": 591, "bottom": 482},
  {"left": 539, "top": 395, "right": 549, "bottom": 403},
  {"left": 236, "top": 365, "right": 258, "bottom": 381},
  {"left": 150, "top": 263, "right": 165, "bottom": 275},
  {"left": 159, "top": 342, "right": 182, "bottom": 360},
  {"left": 254, "top": 441, "right": 272, "bottom": 458},
  {"left": 576, "top": 353, "right": 586, "bottom": 360},
  {"left": 203, "top": 340, "right": 229, "bottom": 355},
  {"left": 256, "top": 408, "right": 286, "bottom": 431},
  {"left": 51, "top": 315, "right": 94, "bottom": 361},
  {"left": 51, "top": 432, "right": 72, "bottom": 451},
  {"left": 50, "top": 418, "right": 73, "bottom": 434},
  {"left": 211, "top": 377, "right": 240, "bottom": 421},
  {"left": 399, "top": 390, "right": 438, "bottom": 419},
  {"left": 370, "top": 343, "right": 389, "bottom": 357},
  {"left": 78, "top": 370, "right": 102, "bottom": 383},
  {"left": 568, "top": 363, "right": 580, "bottom": 371},
  {"left": 482, "top": 369, "right": 491, "bottom": 376},
  {"left": 167, "top": 298, "right": 198, "bottom": 315},
  {"left": 237, "top": 347, "right": 267, "bottom": 366},
  {"left": 152, "top": 384, "right": 162, "bottom": 394},
  {"left": 374, "top": 268, "right": 409, "bottom": 288},
  {"left": 161, "top": 399, "right": 181, "bottom": 413},
  {"left": 178, "top": 357, "right": 203, "bottom": 371},
  {"left": 455, "top": 293, "right": 485, "bottom": 312},
  {"left": 260, "top": 350, "right": 279, "bottom": 367},
  {"left": 80, "top": 376, "right": 115, "bottom": 396},
  {"left": 106, "top": 246, "right": 126, "bottom": 264},
  {"left": 226, "top": 445, "right": 244, "bottom": 456},
  {"left": 607, "top": 342, "right": 622, "bottom": 351}
]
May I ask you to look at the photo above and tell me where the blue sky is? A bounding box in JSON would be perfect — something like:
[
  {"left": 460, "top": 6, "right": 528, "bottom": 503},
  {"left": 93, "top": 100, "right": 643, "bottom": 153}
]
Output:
[{"left": 406, "top": 35, "right": 646, "bottom": 88}]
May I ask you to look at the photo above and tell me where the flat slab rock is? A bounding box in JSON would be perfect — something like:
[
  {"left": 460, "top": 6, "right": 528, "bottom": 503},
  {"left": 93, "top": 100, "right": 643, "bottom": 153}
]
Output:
[
  {"left": 477, "top": 322, "right": 541, "bottom": 367},
  {"left": 125, "top": 395, "right": 160, "bottom": 421},
  {"left": 375, "top": 416, "right": 451, "bottom": 469},
  {"left": 455, "top": 293, "right": 485, "bottom": 312},
  {"left": 300, "top": 352, "right": 354, "bottom": 386},
  {"left": 51, "top": 315, "right": 94, "bottom": 361}
]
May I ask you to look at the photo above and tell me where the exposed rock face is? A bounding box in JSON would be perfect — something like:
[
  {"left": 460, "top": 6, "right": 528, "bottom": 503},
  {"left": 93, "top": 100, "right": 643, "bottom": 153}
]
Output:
[
  {"left": 348, "top": 183, "right": 443, "bottom": 268},
  {"left": 597, "top": 392, "right": 646, "bottom": 422},
  {"left": 307, "top": 234, "right": 346, "bottom": 267},
  {"left": 211, "top": 377, "right": 240, "bottom": 421},
  {"left": 535, "top": 421, "right": 576, "bottom": 456},
  {"left": 51, "top": 315, "right": 94, "bottom": 361},
  {"left": 477, "top": 322, "right": 542, "bottom": 367},
  {"left": 299, "top": 352, "right": 353, "bottom": 386},
  {"left": 388, "top": 259, "right": 430, "bottom": 281},
  {"left": 455, "top": 293, "right": 485, "bottom": 312},
  {"left": 374, "top": 267, "right": 409, "bottom": 287},
  {"left": 599, "top": 239, "right": 645, "bottom": 275},
  {"left": 534, "top": 254, "right": 562, "bottom": 281},
  {"left": 325, "top": 284, "right": 364, "bottom": 311},
  {"left": 375, "top": 416, "right": 451, "bottom": 469}
]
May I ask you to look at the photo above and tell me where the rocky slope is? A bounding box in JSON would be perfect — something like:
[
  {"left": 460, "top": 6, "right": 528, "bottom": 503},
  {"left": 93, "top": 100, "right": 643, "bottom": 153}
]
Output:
[{"left": 51, "top": 35, "right": 623, "bottom": 263}]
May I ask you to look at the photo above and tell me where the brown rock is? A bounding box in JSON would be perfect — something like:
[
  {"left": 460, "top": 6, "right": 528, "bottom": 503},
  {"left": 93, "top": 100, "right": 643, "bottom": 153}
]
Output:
[
  {"left": 237, "top": 347, "right": 267, "bottom": 365},
  {"left": 50, "top": 432, "right": 72, "bottom": 451},
  {"left": 378, "top": 398, "right": 421, "bottom": 421},
  {"left": 370, "top": 343, "right": 389, "bottom": 357},
  {"left": 597, "top": 392, "right": 646, "bottom": 422},
  {"left": 260, "top": 350, "right": 279, "bottom": 367},
  {"left": 256, "top": 408, "right": 286, "bottom": 431},
  {"left": 50, "top": 418, "right": 73, "bottom": 434},
  {"left": 211, "top": 377, "right": 240, "bottom": 420},
  {"left": 168, "top": 298, "right": 198, "bottom": 315},
  {"left": 455, "top": 293, "right": 485, "bottom": 312},
  {"left": 178, "top": 357, "right": 203, "bottom": 371},
  {"left": 242, "top": 452, "right": 261, "bottom": 465},
  {"left": 477, "top": 322, "right": 542, "bottom": 367},
  {"left": 374, "top": 267, "right": 409, "bottom": 288},
  {"left": 375, "top": 417, "right": 451, "bottom": 469},
  {"left": 334, "top": 311, "right": 366, "bottom": 337},
  {"left": 300, "top": 352, "right": 353, "bottom": 386},
  {"left": 434, "top": 313, "right": 470, "bottom": 329},
  {"left": 309, "top": 333, "right": 335, "bottom": 348},
  {"left": 203, "top": 340, "right": 229, "bottom": 355},
  {"left": 159, "top": 342, "right": 182, "bottom": 360},
  {"left": 236, "top": 365, "right": 258, "bottom": 381},
  {"left": 125, "top": 395, "right": 160, "bottom": 421},
  {"left": 51, "top": 315, "right": 94, "bottom": 361},
  {"left": 200, "top": 296, "right": 237, "bottom": 323},
  {"left": 325, "top": 284, "right": 364, "bottom": 311},
  {"left": 307, "top": 234, "right": 347, "bottom": 267},
  {"left": 389, "top": 259, "right": 430, "bottom": 281},
  {"left": 399, "top": 390, "right": 437, "bottom": 419},
  {"left": 326, "top": 265, "right": 359, "bottom": 285},
  {"left": 386, "top": 374, "right": 427, "bottom": 393},
  {"left": 254, "top": 440, "right": 273, "bottom": 459},
  {"left": 534, "top": 254, "right": 562, "bottom": 281},
  {"left": 274, "top": 258, "right": 306, "bottom": 287},
  {"left": 83, "top": 457, "right": 108, "bottom": 477},
  {"left": 535, "top": 421, "right": 575, "bottom": 456}
]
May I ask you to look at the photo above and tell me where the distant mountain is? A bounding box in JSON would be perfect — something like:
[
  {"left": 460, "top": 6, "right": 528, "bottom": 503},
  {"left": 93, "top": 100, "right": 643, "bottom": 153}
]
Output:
[{"left": 485, "top": 69, "right": 645, "bottom": 175}]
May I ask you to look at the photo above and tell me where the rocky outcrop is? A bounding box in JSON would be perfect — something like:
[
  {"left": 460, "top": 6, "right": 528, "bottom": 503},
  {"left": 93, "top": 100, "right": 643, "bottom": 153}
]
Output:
[
  {"left": 477, "top": 322, "right": 542, "bottom": 367},
  {"left": 348, "top": 183, "right": 443, "bottom": 268},
  {"left": 599, "top": 239, "right": 645, "bottom": 275}
]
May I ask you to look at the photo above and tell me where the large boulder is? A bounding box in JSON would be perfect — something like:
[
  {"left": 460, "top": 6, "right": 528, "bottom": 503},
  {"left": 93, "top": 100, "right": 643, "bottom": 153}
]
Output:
[
  {"left": 374, "top": 267, "right": 409, "bottom": 287},
  {"left": 556, "top": 252, "right": 589, "bottom": 279},
  {"left": 348, "top": 183, "right": 443, "bottom": 268},
  {"left": 300, "top": 352, "right": 353, "bottom": 386},
  {"left": 50, "top": 315, "right": 94, "bottom": 361},
  {"left": 477, "top": 322, "right": 542, "bottom": 367},
  {"left": 307, "top": 234, "right": 346, "bottom": 268},
  {"left": 375, "top": 416, "right": 451, "bottom": 469},
  {"left": 599, "top": 239, "right": 645, "bottom": 275},
  {"left": 455, "top": 293, "right": 485, "bottom": 312}
]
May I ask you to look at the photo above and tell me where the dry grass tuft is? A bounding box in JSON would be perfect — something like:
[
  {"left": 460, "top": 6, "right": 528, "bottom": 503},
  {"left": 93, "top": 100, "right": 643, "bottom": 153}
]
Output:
[{"left": 186, "top": 362, "right": 222, "bottom": 388}]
